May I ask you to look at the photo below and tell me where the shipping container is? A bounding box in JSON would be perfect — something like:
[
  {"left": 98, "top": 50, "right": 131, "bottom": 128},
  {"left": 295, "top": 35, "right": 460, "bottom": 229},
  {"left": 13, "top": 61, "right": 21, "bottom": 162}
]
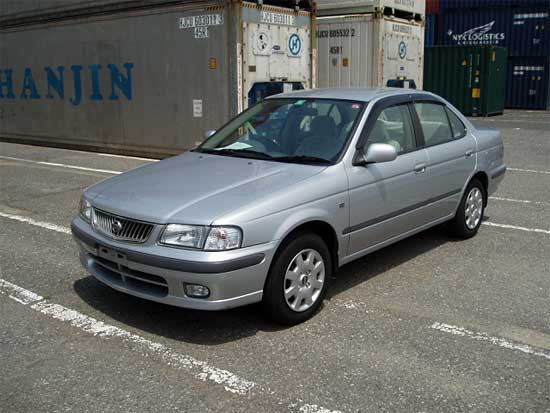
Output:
[
  {"left": 439, "top": 0, "right": 550, "bottom": 12},
  {"left": 425, "top": 13, "right": 437, "bottom": 46},
  {"left": 316, "top": 15, "right": 424, "bottom": 89},
  {"left": 506, "top": 56, "right": 550, "bottom": 109},
  {"left": 0, "top": 0, "right": 311, "bottom": 26},
  {"left": 424, "top": 46, "right": 508, "bottom": 116},
  {"left": 314, "top": 0, "right": 425, "bottom": 18},
  {"left": 426, "top": 0, "right": 440, "bottom": 15},
  {"left": 439, "top": 8, "right": 549, "bottom": 57},
  {"left": 0, "top": 1, "right": 312, "bottom": 157}
]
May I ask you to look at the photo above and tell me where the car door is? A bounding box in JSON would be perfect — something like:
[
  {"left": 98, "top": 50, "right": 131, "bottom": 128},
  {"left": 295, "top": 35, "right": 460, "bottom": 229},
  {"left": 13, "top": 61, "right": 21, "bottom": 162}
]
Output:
[
  {"left": 412, "top": 102, "right": 476, "bottom": 219},
  {"left": 346, "top": 99, "right": 431, "bottom": 256}
]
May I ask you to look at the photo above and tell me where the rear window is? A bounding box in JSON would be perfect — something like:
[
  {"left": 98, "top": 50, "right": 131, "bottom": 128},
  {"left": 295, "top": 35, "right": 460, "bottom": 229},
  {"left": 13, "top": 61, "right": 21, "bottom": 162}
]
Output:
[
  {"left": 414, "top": 103, "right": 453, "bottom": 146},
  {"left": 446, "top": 107, "right": 467, "bottom": 139}
]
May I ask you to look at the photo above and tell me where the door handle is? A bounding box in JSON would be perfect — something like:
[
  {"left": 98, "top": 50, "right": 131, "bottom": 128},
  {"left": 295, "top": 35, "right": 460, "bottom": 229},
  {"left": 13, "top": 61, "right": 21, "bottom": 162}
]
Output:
[
  {"left": 414, "top": 163, "right": 427, "bottom": 173},
  {"left": 465, "top": 149, "right": 475, "bottom": 158}
]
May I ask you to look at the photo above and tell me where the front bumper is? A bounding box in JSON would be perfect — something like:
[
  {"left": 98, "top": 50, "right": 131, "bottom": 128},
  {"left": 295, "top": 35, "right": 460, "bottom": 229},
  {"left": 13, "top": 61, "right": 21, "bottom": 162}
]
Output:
[{"left": 71, "top": 216, "right": 276, "bottom": 310}]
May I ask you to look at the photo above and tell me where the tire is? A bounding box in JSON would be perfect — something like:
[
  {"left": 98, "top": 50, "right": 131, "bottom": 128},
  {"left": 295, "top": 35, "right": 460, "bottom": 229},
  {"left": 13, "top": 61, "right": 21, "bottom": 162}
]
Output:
[
  {"left": 262, "top": 232, "right": 332, "bottom": 325},
  {"left": 448, "top": 179, "right": 485, "bottom": 239}
]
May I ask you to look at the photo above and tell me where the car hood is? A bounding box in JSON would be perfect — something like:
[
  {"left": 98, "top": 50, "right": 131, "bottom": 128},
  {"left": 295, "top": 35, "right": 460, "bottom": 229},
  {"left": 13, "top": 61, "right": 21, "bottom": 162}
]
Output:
[{"left": 87, "top": 151, "right": 326, "bottom": 224}]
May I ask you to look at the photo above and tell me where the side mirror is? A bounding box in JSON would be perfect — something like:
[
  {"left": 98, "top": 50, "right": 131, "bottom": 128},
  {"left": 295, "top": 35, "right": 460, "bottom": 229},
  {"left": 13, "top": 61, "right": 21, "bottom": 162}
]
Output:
[
  {"left": 204, "top": 129, "right": 216, "bottom": 140},
  {"left": 362, "top": 143, "right": 398, "bottom": 164}
]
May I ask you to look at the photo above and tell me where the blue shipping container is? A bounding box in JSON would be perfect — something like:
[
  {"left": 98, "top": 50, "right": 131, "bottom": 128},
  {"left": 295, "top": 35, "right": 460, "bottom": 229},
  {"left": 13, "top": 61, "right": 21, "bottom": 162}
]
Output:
[
  {"left": 425, "top": 14, "right": 437, "bottom": 46},
  {"left": 440, "top": 9, "right": 549, "bottom": 57},
  {"left": 506, "top": 57, "right": 550, "bottom": 109},
  {"left": 440, "top": 0, "right": 550, "bottom": 11}
]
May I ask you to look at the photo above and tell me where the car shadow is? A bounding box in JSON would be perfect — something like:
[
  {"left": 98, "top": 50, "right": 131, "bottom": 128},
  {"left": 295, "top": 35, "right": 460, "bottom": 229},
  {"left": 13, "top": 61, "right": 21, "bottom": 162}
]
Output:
[
  {"left": 327, "top": 225, "right": 457, "bottom": 299},
  {"left": 73, "top": 223, "right": 463, "bottom": 345}
]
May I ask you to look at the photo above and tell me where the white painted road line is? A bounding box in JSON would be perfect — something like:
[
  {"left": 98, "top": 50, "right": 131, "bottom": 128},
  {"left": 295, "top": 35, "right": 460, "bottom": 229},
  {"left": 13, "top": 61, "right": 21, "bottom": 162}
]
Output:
[
  {"left": 482, "top": 221, "right": 550, "bottom": 235},
  {"left": 0, "top": 142, "right": 159, "bottom": 162},
  {"left": 490, "top": 196, "right": 548, "bottom": 206},
  {"left": 0, "top": 278, "right": 44, "bottom": 305},
  {"left": 0, "top": 278, "right": 256, "bottom": 395},
  {"left": 0, "top": 278, "right": 340, "bottom": 412},
  {"left": 507, "top": 167, "right": 550, "bottom": 175},
  {"left": 431, "top": 322, "right": 550, "bottom": 360},
  {"left": 0, "top": 155, "right": 122, "bottom": 175},
  {"left": 95, "top": 152, "right": 159, "bottom": 162},
  {"left": 0, "top": 211, "right": 70, "bottom": 234}
]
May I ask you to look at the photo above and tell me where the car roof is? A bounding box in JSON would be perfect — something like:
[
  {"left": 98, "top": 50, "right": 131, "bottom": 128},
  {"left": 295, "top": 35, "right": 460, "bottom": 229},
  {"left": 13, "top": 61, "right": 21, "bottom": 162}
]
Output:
[{"left": 267, "top": 87, "right": 436, "bottom": 102}]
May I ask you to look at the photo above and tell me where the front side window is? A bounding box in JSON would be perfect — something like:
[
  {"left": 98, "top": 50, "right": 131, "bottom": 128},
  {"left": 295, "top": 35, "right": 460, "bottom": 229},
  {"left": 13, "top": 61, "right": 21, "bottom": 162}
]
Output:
[
  {"left": 367, "top": 104, "right": 416, "bottom": 153},
  {"left": 196, "top": 98, "right": 364, "bottom": 164},
  {"left": 414, "top": 103, "right": 453, "bottom": 146}
]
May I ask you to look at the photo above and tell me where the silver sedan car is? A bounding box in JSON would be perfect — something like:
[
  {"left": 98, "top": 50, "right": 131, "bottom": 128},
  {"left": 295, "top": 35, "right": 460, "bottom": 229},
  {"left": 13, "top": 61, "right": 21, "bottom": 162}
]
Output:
[{"left": 72, "top": 88, "right": 506, "bottom": 324}]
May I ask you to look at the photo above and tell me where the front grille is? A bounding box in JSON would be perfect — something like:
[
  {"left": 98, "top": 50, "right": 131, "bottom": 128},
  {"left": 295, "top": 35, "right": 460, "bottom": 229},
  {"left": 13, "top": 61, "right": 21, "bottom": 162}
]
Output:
[{"left": 92, "top": 208, "right": 154, "bottom": 243}]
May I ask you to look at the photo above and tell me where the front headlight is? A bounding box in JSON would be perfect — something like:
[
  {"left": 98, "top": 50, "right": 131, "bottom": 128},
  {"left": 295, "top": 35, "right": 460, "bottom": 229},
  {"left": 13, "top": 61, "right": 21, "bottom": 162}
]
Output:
[
  {"left": 160, "top": 225, "right": 242, "bottom": 250},
  {"left": 160, "top": 224, "right": 209, "bottom": 249},
  {"left": 80, "top": 197, "right": 92, "bottom": 222}
]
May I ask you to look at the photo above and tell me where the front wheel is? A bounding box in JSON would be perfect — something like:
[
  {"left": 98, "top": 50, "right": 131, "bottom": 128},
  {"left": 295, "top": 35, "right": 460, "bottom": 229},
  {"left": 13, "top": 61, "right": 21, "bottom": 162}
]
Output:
[
  {"left": 448, "top": 179, "right": 485, "bottom": 238},
  {"left": 262, "top": 232, "right": 332, "bottom": 325}
]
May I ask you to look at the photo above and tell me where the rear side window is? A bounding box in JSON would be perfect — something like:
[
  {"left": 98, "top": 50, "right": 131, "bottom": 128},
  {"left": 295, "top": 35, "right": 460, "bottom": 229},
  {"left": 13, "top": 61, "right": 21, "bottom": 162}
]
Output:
[
  {"left": 367, "top": 104, "right": 416, "bottom": 154},
  {"left": 446, "top": 107, "right": 467, "bottom": 139},
  {"left": 414, "top": 103, "right": 453, "bottom": 146}
]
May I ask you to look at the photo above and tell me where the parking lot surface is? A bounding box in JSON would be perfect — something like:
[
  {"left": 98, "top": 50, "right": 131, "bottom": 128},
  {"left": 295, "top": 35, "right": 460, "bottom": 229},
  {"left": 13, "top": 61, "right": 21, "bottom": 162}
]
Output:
[{"left": 1, "top": 109, "right": 549, "bottom": 412}]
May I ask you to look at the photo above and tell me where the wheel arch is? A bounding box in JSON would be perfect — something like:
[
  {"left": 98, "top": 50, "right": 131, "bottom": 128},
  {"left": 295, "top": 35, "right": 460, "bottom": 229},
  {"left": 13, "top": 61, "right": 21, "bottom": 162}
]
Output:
[
  {"left": 271, "top": 220, "right": 340, "bottom": 277},
  {"left": 471, "top": 171, "right": 489, "bottom": 206}
]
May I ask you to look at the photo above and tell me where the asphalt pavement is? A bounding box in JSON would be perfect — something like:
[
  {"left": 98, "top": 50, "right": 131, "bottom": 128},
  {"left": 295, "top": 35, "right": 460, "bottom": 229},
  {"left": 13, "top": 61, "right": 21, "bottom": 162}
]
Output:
[{"left": 1, "top": 109, "right": 549, "bottom": 412}]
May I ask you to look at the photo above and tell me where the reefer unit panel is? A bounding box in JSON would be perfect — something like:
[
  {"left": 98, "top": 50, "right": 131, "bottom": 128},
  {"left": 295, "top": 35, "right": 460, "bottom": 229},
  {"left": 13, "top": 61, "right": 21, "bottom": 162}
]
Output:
[
  {"left": 440, "top": 8, "right": 549, "bottom": 57},
  {"left": 314, "top": 0, "right": 425, "bottom": 17},
  {"left": 316, "top": 15, "right": 424, "bottom": 89},
  {"left": 0, "top": 1, "right": 312, "bottom": 157},
  {"left": 506, "top": 57, "right": 550, "bottom": 109},
  {"left": 424, "top": 46, "right": 508, "bottom": 116}
]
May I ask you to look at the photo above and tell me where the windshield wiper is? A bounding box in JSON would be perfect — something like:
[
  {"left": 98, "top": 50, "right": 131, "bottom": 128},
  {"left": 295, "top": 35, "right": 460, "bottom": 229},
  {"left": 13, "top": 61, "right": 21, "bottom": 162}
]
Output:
[
  {"left": 194, "top": 148, "right": 273, "bottom": 160},
  {"left": 274, "top": 155, "right": 332, "bottom": 165}
]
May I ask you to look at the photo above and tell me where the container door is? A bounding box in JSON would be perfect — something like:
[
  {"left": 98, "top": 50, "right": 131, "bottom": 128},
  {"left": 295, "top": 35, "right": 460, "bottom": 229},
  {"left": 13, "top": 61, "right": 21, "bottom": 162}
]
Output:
[
  {"left": 506, "top": 57, "right": 549, "bottom": 110},
  {"left": 316, "top": 16, "right": 373, "bottom": 88},
  {"left": 485, "top": 47, "right": 507, "bottom": 115}
]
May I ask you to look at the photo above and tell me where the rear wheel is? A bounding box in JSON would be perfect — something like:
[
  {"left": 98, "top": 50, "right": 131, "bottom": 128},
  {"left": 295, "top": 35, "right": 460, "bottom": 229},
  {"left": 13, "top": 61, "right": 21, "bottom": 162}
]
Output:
[
  {"left": 262, "top": 232, "right": 331, "bottom": 325},
  {"left": 448, "top": 179, "right": 485, "bottom": 238}
]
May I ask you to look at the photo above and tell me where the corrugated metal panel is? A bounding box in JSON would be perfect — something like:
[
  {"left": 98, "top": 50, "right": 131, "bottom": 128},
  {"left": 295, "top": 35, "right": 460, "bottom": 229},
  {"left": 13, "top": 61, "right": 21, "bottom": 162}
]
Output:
[
  {"left": 425, "top": 13, "right": 437, "bottom": 46},
  {"left": 0, "top": 1, "right": 195, "bottom": 26},
  {"left": 440, "top": 8, "right": 549, "bottom": 57},
  {"left": 316, "top": 15, "right": 424, "bottom": 89},
  {"left": 439, "top": 0, "right": 550, "bottom": 12},
  {"left": 314, "top": 0, "right": 425, "bottom": 17},
  {"left": 426, "top": 0, "right": 440, "bottom": 14},
  {"left": 424, "top": 46, "right": 508, "bottom": 116},
  {"left": 0, "top": 2, "right": 313, "bottom": 157},
  {"left": 506, "top": 56, "right": 550, "bottom": 109},
  {"left": 1, "top": 1, "right": 313, "bottom": 28}
]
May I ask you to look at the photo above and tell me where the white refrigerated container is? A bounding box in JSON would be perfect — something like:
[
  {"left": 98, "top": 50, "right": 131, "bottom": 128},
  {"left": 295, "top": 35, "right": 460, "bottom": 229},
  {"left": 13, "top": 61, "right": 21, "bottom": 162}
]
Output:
[
  {"left": 316, "top": 15, "right": 424, "bottom": 89},
  {"left": 315, "top": 0, "right": 425, "bottom": 17}
]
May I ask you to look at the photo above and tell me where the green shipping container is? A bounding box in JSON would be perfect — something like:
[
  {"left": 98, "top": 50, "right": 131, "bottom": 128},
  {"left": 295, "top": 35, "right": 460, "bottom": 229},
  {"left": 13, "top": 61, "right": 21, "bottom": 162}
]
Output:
[{"left": 423, "top": 46, "right": 508, "bottom": 117}]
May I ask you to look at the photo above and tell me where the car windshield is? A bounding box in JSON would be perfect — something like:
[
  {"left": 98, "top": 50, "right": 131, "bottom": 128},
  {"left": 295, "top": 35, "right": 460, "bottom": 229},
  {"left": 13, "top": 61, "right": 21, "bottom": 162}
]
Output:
[{"left": 194, "top": 98, "right": 364, "bottom": 164}]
